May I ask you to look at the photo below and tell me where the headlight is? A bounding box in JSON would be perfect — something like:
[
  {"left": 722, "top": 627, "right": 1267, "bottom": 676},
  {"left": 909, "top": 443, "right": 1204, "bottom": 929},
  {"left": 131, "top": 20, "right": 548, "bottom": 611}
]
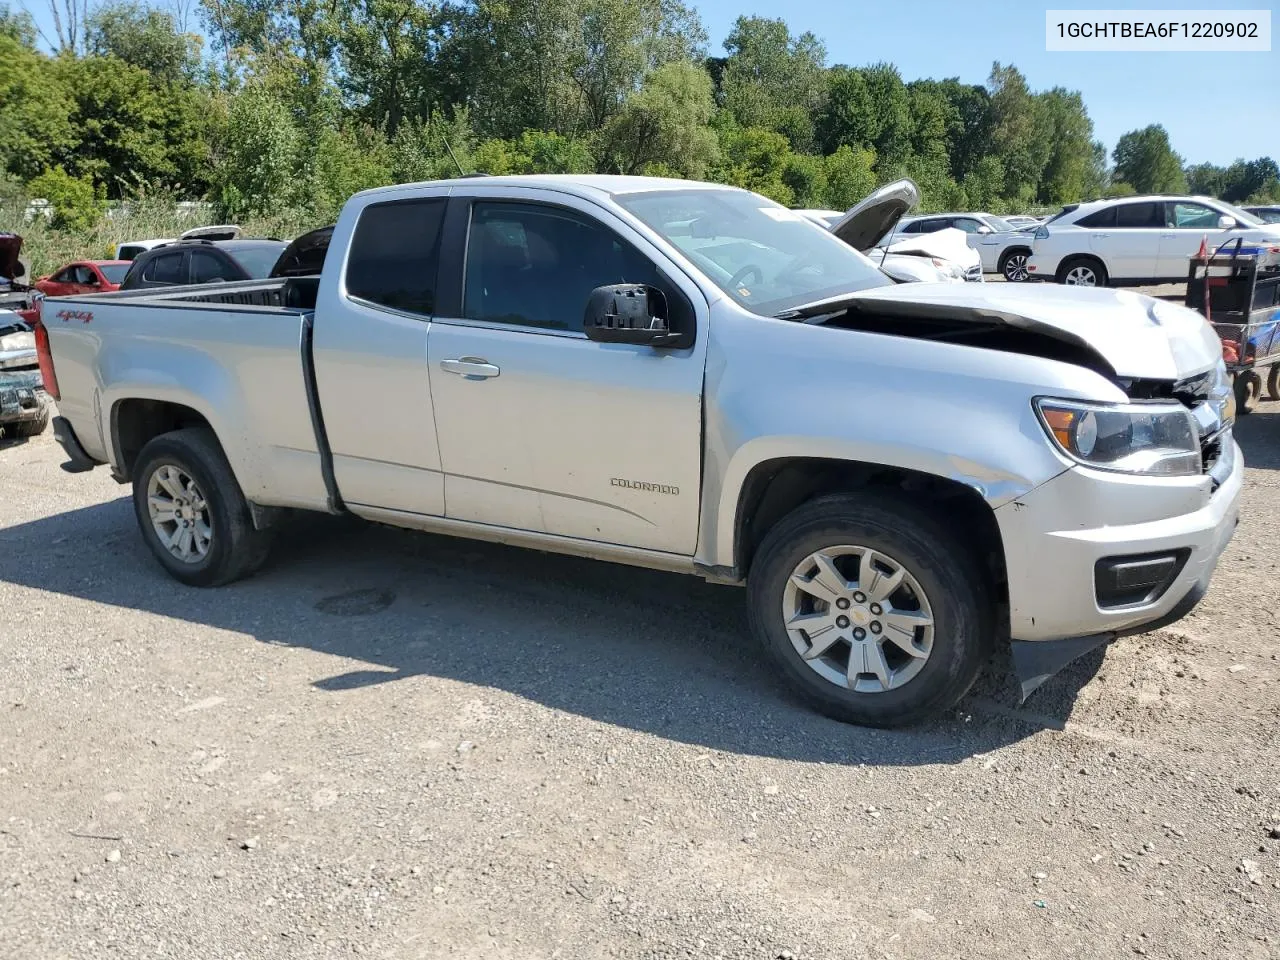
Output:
[{"left": 1034, "top": 398, "right": 1201, "bottom": 476}]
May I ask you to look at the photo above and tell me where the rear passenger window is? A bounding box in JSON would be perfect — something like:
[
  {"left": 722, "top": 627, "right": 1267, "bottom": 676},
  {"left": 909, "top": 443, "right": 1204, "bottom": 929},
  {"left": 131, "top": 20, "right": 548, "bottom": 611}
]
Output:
[
  {"left": 1076, "top": 208, "right": 1116, "bottom": 228},
  {"left": 1115, "top": 202, "right": 1163, "bottom": 228},
  {"left": 189, "top": 251, "right": 229, "bottom": 284},
  {"left": 345, "top": 198, "right": 447, "bottom": 315},
  {"left": 143, "top": 253, "right": 184, "bottom": 284}
]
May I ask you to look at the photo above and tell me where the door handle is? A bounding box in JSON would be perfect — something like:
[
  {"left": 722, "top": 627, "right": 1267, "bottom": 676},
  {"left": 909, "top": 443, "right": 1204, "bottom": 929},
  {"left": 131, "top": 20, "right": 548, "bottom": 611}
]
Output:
[
  {"left": 440, "top": 357, "right": 500, "bottom": 379},
  {"left": 1093, "top": 233, "right": 1109, "bottom": 238},
  {"left": 1160, "top": 233, "right": 1176, "bottom": 238}
]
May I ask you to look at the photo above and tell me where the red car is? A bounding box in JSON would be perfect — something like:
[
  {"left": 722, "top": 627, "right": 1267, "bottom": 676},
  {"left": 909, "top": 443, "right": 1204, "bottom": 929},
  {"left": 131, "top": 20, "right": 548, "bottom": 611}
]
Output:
[{"left": 35, "top": 260, "right": 131, "bottom": 297}]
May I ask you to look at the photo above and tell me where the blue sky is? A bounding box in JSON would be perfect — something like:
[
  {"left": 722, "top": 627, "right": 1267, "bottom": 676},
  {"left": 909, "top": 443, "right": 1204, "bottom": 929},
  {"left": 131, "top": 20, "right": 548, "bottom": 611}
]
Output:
[{"left": 18, "top": 0, "right": 1278, "bottom": 166}]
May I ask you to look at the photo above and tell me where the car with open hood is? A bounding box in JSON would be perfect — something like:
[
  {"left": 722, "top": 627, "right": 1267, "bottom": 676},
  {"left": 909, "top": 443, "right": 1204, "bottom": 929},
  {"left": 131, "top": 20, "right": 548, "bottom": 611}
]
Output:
[
  {"left": 796, "top": 181, "right": 983, "bottom": 284},
  {"left": 38, "top": 174, "right": 1241, "bottom": 729}
]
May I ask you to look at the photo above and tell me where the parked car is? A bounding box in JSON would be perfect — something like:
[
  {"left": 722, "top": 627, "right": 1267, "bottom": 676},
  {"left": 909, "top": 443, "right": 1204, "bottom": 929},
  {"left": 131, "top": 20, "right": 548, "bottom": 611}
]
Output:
[
  {"left": 113, "top": 225, "right": 245, "bottom": 261},
  {"left": 1243, "top": 205, "right": 1280, "bottom": 225},
  {"left": 1028, "top": 195, "right": 1280, "bottom": 287},
  {"left": 270, "top": 225, "right": 333, "bottom": 278},
  {"left": 796, "top": 183, "right": 983, "bottom": 284},
  {"left": 119, "top": 238, "right": 289, "bottom": 290},
  {"left": 0, "top": 311, "right": 49, "bottom": 438},
  {"left": 40, "top": 174, "right": 1241, "bottom": 729},
  {"left": 34, "top": 260, "right": 130, "bottom": 297},
  {"left": 0, "top": 232, "right": 39, "bottom": 325},
  {"left": 1004, "top": 215, "right": 1044, "bottom": 229},
  {"left": 884, "top": 212, "right": 1035, "bottom": 282}
]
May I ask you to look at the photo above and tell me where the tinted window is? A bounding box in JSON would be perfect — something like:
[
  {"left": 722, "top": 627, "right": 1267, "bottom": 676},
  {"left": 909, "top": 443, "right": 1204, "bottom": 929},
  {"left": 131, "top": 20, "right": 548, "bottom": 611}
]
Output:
[
  {"left": 899, "top": 220, "right": 922, "bottom": 234},
  {"left": 916, "top": 219, "right": 949, "bottom": 234},
  {"left": 1076, "top": 208, "right": 1116, "bottom": 228},
  {"left": 98, "top": 263, "right": 129, "bottom": 283},
  {"left": 1169, "top": 202, "right": 1220, "bottom": 229},
  {"left": 227, "top": 245, "right": 285, "bottom": 279},
  {"left": 464, "top": 202, "right": 665, "bottom": 332},
  {"left": 190, "top": 251, "right": 230, "bottom": 284},
  {"left": 1114, "top": 202, "right": 1163, "bottom": 228},
  {"left": 346, "top": 199, "right": 446, "bottom": 314},
  {"left": 143, "top": 253, "right": 184, "bottom": 284}
]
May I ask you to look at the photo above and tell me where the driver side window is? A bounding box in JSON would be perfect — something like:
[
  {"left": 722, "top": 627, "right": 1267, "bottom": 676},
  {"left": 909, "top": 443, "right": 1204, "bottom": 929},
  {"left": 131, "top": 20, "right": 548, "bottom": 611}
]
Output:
[{"left": 463, "top": 202, "right": 691, "bottom": 335}]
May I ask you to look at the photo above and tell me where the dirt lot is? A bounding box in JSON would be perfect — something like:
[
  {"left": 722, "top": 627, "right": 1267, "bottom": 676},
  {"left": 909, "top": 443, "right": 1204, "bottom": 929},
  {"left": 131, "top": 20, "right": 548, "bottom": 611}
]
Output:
[{"left": 2, "top": 403, "right": 1278, "bottom": 960}]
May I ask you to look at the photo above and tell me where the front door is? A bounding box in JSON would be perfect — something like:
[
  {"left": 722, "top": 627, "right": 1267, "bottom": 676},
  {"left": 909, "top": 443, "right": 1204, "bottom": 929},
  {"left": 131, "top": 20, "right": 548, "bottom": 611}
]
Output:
[
  {"left": 1157, "top": 200, "right": 1234, "bottom": 280},
  {"left": 426, "top": 195, "right": 707, "bottom": 555},
  {"left": 1088, "top": 200, "right": 1164, "bottom": 281}
]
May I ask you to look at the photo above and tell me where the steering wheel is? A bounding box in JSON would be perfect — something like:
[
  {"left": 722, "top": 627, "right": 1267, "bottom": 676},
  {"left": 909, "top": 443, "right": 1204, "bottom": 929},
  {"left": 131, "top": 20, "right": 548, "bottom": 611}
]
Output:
[{"left": 727, "top": 263, "right": 764, "bottom": 289}]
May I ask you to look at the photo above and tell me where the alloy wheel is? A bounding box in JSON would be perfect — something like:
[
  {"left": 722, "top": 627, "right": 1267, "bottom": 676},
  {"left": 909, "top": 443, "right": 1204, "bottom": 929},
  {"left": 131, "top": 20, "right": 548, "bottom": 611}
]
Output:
[
  {"left": 1064, "top": 265, "right": 1097, "bottom": 286},
  {"left": 1003, "top": 254, "right": 1030, "bottom": 282},
  {"left": 781, "top": 546, "right": 935, "bottom": 694},
  {"left": 147, "top": 464, "right": 213, "bottom": 563}
]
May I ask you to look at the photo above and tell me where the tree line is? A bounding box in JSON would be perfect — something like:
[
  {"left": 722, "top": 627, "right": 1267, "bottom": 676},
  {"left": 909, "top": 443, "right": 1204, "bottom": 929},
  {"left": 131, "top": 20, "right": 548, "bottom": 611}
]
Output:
[{"left": 2, "top": 0, "right": 1278, "bottom": 233}]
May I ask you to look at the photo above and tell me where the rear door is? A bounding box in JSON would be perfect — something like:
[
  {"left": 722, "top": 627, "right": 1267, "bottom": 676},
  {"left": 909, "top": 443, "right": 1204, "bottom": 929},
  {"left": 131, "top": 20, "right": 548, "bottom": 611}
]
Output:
[
  {"left": 136, "top": 251, "right": 187, "bottom": 288},
  {"left": 310, "top": 194, "right": 449, "bottom": 517},
  {"left": 1084, "top": 201, "right": 1163, "bottom": 280},
  {"left": 424, "top": 189, "right": 707, "bottom": 554},
  {"left": 188, "top": 249, "right": 234, "bottom": 284},
  {"left": 1157, "top": 201, "right": 1234, "bottom": 279}
]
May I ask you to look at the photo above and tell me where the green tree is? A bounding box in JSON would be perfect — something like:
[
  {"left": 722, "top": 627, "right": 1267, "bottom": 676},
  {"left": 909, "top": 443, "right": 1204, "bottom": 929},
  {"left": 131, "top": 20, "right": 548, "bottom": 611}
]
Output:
[
  {"left": 1036, "top": 88, "right": 1094, "bottom": 203},
  {"left": 708, "top": 120, "right": 795, "bottom": 204},
  {"left": 823, "top": 144, "right": 877, "bottom": 209},
  {"left": 1112, "top": 124, "right": 1186, "bottom": 194},
  {"left": 26, "top": 165, "right": 107, "bottom": 230},
  {"left": 87, "top": 2, "right": 201, "bottom": 83},
  {"left": 987, "top": 63, "right": 1054, "bottom": 204},
  {"left": 208, "top": 89, "right": 302, "bottom": 219},
  {"left": 719, "top": 16, "right": 826, "bottom": 151},
  {"left": 0, "top": 30, "right": 76, "bottom": 180},
  {"left": 598, "top": 61, "right": 716, "bottom": 177}
]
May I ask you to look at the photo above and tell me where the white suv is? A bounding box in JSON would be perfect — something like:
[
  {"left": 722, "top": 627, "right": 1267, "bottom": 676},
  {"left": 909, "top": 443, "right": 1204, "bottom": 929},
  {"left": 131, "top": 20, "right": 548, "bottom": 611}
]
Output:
[
  {"left": 883, "top": 213, "right": 1035, "bottom": 281},
  {"left": 1028, "top": 195, "right": 1280, "bottom": 287}
]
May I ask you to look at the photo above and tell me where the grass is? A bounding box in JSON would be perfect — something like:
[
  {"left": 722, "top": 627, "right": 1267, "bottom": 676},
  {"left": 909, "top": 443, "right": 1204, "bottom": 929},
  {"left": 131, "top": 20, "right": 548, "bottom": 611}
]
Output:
[{"left": 0, "top": 192, "right": 316, "bottom": 278}]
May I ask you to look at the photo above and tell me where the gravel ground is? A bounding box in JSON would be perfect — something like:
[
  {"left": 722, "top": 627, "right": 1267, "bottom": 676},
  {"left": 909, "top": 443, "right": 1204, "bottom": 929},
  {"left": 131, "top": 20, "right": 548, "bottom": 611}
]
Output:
[{"left": 2, "top": 400, "right": 1278, "bottom": 960}]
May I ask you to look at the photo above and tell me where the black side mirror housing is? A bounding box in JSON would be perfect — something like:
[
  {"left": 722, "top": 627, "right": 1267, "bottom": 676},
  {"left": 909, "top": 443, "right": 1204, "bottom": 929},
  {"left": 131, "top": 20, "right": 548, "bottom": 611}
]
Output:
[{"left": 583, "top": 283, "right": 683, "bottom": 347}]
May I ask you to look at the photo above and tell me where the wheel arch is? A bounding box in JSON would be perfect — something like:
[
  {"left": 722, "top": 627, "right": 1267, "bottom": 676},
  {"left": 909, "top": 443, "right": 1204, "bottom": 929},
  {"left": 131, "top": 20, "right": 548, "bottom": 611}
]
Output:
[{"left": 720, "top": 454, "right": 1007, "bottom": 599}]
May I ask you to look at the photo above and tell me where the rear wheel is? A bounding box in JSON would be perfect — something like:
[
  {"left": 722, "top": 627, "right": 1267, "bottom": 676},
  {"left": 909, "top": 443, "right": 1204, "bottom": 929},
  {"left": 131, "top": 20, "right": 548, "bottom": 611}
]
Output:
[
  {"left": 999, "top": 248, "right": 1031, "bottom": 282},
  {"left": 1266, "top": 364, "right": 1280, "bottom": 401},
  {"left": 746, "top": 494, "right": 993, "bottom": 728},
  {"left": 1056, "top": 256, "right": 1108, "bottom": 287},
  {"left": 131, "top": 427, "right": 272, "bottom": 586}
]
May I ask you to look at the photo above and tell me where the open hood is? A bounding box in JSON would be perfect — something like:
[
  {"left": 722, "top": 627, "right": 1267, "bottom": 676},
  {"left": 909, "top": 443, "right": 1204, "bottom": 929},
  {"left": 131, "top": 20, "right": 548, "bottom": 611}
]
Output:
[
  {"left": 0, "top": 233, "right": 23, "bottom": 282},
  {"left": 835, "top": 281, "right": 1221, "bottom": 381},
  {"left": 828, "top": 179, "right": 920, "bottom": 252}
]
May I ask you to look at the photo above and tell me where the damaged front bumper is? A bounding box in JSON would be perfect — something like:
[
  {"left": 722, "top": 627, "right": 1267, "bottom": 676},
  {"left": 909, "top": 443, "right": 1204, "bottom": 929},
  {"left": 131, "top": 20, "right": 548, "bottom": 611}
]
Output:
[
  {"left": 0, "top": 369, "right": 45, "bottom": 426},
  {"left": 996, "top": 437, "right": 1244, "bottom": 700}
]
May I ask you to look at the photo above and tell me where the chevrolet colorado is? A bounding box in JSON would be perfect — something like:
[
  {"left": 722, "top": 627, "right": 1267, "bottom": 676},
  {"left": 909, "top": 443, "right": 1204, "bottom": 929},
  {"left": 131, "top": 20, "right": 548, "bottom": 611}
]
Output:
[{"left": 38, "top": 175, "right": 1242, "bottom": 727}]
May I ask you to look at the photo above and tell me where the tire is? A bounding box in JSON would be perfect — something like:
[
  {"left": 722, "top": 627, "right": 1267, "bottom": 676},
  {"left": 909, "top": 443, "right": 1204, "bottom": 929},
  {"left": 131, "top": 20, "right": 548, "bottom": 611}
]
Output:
[
  {"left": 1056, "top": 256, "right": 1108, "bottom": 287},
  {"left": 746, "top": 493, "right": 994, "bottom": 728},
  {"left": 999, "top": 248, "right": 1032, "bottom": 282},
  {"left": 1267, "top": 364, "right": 1280, "bottom": 401},
  {"left": 9, "top": 396, "right": 50, "bottom": 437},
  {"left": 131, "top": 427, "right": 272, "bottom": 586},
  {"left": 1234, "top": 371, "right": 1261, "bottom": 416}
]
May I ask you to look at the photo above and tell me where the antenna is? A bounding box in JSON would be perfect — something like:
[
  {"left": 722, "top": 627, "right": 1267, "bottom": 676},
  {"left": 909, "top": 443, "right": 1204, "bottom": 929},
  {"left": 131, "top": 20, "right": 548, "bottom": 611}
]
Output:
[{"left": 442, "top": 135, "right": 465, "bottom": 178}]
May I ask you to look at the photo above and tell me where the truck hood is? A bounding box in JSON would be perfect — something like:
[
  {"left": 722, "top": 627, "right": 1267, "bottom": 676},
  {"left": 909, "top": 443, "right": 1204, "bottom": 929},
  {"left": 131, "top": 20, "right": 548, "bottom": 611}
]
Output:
[
  {"left": 828, "top": 179, "right": 920, "bottom": 252},
  {"left": 828, "top": 281, "right": 1221, "bottom": 381}
]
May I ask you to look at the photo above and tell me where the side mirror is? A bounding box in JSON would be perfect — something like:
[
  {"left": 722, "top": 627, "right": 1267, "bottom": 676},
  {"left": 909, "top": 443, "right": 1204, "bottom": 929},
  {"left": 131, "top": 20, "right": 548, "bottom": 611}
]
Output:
[
  {"left": 1217, "top": 215, "right": 1237, "bottom": 230},
  {"left": 975, "top": 224, "right": 993, "bottom": 235},
  {"left": 583, "top": 284, "right": 682, "bottom": 347}
]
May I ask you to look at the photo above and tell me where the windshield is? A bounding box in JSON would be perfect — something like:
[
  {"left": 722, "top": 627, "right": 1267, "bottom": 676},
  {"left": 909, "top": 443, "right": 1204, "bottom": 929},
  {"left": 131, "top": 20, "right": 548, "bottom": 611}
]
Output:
[
  {"left": 614, "top": 189, "right": 892, "bottom": 316},
  {"left": 982, "top": 215, "right": 1017, "bottom": 233},
  {"left": 230, "top": 244, "right": 288, "bottom": 279},
  {"left": 1214, "top": 201, "right": 1266, "bottom": 228},
  {"left": 99, "top": 263, "right": 130, "bottom": 283}
]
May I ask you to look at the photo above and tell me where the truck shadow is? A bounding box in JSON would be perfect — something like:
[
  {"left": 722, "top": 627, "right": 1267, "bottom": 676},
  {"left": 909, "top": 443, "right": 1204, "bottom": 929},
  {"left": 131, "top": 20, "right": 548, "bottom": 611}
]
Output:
[
  {"left": 0, "top": 498, "right": 1103, "bottom": 767},
  {"left": 1232, "top": 401, "right": 1280, "bottom": 469}
]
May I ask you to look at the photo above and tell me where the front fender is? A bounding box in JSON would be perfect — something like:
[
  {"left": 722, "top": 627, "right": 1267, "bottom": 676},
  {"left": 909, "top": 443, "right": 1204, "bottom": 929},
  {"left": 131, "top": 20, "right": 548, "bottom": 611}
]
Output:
[{"left": 695, "top": 308, "right": 1123, "bottom": 571}]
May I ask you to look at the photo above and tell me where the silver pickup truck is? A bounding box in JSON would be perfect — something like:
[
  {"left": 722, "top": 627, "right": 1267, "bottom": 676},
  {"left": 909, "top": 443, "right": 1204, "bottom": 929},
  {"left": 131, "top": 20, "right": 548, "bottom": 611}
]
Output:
[{"left": 39, "top": 175, "right": 1242, "bottom": 728}]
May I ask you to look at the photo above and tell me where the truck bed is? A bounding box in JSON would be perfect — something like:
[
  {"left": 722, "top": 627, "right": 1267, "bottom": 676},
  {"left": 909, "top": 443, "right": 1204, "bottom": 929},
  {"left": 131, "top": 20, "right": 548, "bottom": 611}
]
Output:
[{"left": 42, "top": 275, "right": 331, "bottom": 512}]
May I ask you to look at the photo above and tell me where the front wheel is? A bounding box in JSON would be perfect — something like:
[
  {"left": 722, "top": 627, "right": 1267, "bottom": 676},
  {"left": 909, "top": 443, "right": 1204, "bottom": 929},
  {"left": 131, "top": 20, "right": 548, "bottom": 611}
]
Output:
[
  {"left": 746, "top": 494, "right": 994, "bottom": 728},
  {"left": 131, "top": 427, "right": 272, "bottom": 586},
  {"left": 1235, "top": 371, "right": 1261, "bottom": 416}
]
